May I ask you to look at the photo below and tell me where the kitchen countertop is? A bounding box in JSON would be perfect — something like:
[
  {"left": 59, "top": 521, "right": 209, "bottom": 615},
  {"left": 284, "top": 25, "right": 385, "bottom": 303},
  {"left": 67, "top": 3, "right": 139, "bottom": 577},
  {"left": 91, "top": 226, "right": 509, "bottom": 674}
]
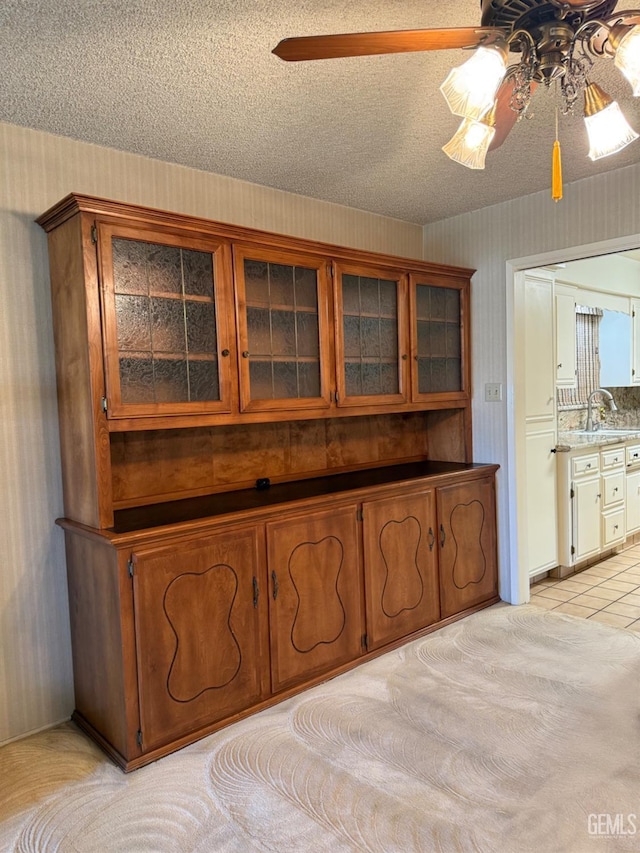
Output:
[{"left": 556, "top": 430, "right": 640, "bottom": 452}]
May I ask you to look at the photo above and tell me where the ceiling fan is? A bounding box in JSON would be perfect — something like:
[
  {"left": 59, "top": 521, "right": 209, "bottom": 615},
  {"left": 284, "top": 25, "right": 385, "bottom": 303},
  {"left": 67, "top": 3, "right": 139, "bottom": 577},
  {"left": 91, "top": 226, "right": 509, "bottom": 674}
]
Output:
[{"left": 273, "top": 1, "right": 640, "bottom": 198}]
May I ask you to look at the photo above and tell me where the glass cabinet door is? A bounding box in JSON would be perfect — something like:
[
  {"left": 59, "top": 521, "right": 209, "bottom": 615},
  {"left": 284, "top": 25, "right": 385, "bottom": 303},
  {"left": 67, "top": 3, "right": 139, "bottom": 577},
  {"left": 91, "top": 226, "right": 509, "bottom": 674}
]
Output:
[
  {"left": 334, "top": 263, "right": 408, "bottom": 407},
  {"left": 234, "top": 246, "right": 331, "bottom": 412},
  {"left": 410, "top": 275, "right": 469, "bottom": 402},
  {"left": 98, "top": 223, "right": 234, "bottom": 418}
]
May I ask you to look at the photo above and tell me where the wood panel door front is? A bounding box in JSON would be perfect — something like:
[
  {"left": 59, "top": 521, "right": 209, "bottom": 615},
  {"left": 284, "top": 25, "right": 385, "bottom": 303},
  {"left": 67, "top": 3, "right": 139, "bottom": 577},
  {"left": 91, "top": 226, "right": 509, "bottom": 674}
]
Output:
[
  {"left": 266, "top": 505, "right": 363, "bottom": 692},
  {"left": 363, "top": 491, "right": 440, "bottom": 650},
  {"left": 437, "top": 477, "right": 498, "bottom": 619},
  {"left": 131, "top": 526, "right": 268, "bottom": 752}
]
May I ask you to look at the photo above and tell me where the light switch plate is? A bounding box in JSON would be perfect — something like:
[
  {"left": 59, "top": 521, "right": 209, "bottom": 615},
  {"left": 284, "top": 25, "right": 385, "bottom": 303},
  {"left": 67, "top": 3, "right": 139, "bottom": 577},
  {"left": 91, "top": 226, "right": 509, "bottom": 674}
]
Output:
[{"left": 485, "top": 382, "right": 503, "bottom": 402}]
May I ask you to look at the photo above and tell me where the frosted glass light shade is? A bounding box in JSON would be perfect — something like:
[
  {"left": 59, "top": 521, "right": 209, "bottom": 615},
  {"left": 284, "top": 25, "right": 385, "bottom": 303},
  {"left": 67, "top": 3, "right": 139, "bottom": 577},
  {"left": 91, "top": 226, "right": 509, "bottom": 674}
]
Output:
[
  {"left": 442, "top": 117, "right": 496, "bottom": 169},
  {"left": 584, "top": 100, "right": 638, "bottom": 160},
  {"left": 615, "top": 25, "right": 640, "bottom": 96},
  {"left": 440, "top": 46, "right": 507, "bottom": 120}
]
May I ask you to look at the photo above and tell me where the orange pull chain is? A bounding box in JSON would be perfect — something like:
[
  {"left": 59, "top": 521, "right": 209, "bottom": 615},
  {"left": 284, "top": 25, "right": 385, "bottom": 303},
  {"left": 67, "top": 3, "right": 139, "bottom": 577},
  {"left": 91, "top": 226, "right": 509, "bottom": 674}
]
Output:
[{"left": 552, "top": 105, "right": 563, "bottom": 202}]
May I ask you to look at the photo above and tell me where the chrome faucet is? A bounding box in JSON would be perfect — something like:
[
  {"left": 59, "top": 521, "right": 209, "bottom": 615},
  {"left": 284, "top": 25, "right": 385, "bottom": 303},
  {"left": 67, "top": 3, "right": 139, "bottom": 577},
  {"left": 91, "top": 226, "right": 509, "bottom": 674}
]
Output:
[{"left": 585, "top": 388, "right": 618, "bottom": 431}]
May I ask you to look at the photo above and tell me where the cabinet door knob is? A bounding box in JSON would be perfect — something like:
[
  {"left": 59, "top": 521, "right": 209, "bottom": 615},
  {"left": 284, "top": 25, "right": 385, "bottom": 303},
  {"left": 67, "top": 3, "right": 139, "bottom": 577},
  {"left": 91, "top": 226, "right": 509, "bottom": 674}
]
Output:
[
  {"left": 401, "top": 354, "right": 408, "bottom": 361},
  {"left": 252, "top": 576, "right": 259, "bottom": 608},
  {"left": 221, "top": 349, "right": 230, "bottom": 357},
  {"left": 428, "top": 527, "right": 435, "bottom": 551},
  {"left": 440, "top": 524, "right": 446, "bottom": 548},
  {"left": 557, "top": 363, "right": 562, "bottom": 368},
  {"left": 271, "top": 570, "right": 279, "bottom": 600},
  {"left": 242, "top": 351, "right": 250, "bottom": 359}
]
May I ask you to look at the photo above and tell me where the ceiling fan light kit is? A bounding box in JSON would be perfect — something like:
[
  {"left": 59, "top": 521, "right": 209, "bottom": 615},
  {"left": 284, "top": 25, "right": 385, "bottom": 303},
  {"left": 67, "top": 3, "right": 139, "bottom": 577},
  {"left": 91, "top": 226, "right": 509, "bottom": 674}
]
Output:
[
  {"left": 583, "top": 81, "right": 640, "bottom": 157},
  {"left": 274, "top": 1, "right": 640, "bottom": 198},
  {"left": 439, "top": 44, "right": 508, "bottom": 120},
  {"left": 613, "top": 24, "right": 640, "bottom": 93}
]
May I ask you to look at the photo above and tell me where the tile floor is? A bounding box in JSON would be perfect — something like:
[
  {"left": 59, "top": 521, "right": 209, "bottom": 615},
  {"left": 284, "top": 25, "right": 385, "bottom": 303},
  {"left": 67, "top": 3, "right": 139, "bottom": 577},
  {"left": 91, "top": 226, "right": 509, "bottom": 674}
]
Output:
[{"left": 530, "top": 544, "right": 640, "bottom": 632}]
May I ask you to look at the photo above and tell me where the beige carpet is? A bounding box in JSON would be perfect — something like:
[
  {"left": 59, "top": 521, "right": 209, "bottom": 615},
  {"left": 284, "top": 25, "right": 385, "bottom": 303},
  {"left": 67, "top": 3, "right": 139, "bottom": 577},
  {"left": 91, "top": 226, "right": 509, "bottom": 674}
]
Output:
[{"left": 1, "top": 604, "right": 639, "bottom": 852}]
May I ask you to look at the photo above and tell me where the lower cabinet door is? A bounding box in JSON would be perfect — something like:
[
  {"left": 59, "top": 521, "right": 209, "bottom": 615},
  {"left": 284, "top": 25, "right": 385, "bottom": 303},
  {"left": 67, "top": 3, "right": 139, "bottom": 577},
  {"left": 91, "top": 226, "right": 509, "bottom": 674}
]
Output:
[
  {"left": 131, "top": 526, "right": 269, "bottom": 752},
  {"left": 362, "top": 490, "right": 440, "bottom": 650},
  {"left": 437, "top": 477, "right": 498, "bottom": 619},
  {"left": 266, "top": 505, "right": 364, "bottom": 692}
]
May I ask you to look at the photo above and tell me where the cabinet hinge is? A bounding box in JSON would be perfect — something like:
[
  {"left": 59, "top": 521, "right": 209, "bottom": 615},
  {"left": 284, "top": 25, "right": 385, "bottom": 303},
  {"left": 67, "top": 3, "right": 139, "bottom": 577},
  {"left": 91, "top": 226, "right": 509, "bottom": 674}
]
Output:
[
  {"left": 91, "top": 224, "right": 98, "bottom": 244},
  {"left": 570, "top": 545, "right": 575, "bottom": 556},
  {"left": 100, "top": 396, "right": 108, "bottom": 414},
  {"left": 357, "top": 507, "right": 364, "bottom": 522},
  {"left": 128, "top": 558, "right": 134, "bottom": 579},
  {"left": 335, "top": 391, "right": 340, "bottom": 404},
  {"left": 570, "top": 488, "right": 575, "bottom": 499},
  {"left": 328, "top": 264, "right": 334, "bottom": 277},
  {"left": 362, "top": 633, "right": 368, "bottom": 651},
  {"left": 136, "top": 729, "right": 143, "bottom": 747}
]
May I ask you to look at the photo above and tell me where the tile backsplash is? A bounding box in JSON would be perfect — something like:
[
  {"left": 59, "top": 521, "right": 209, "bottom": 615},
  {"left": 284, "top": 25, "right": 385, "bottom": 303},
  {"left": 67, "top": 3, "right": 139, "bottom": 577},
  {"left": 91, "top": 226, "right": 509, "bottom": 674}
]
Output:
[{"left": 557, "top": 386, "right": 640, "bottom": 431}]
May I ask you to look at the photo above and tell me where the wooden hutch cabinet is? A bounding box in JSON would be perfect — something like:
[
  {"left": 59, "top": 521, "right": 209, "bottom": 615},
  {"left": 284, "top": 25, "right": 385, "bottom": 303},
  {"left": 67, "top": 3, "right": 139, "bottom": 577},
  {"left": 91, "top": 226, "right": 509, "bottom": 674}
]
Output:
[{"left": 39, "top": 194, "right": 498, "bottom": 771}]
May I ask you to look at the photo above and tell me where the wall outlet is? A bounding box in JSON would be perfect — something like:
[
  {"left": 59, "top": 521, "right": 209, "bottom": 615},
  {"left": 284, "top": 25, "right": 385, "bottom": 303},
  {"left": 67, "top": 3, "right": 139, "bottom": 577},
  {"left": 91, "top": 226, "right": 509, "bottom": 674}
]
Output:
[{"left": 485, "top": 382, "right": 503, "bottom": 402}]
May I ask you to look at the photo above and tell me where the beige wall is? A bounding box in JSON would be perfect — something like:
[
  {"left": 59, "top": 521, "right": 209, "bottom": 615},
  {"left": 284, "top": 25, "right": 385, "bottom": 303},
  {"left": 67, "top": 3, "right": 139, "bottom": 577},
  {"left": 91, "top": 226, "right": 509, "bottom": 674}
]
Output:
[
  {"left": 423, "top": 162, "right": 640, "bottom": 605},
  {"left": 0, "top": 121, "right": 423, "bottom": 743}
]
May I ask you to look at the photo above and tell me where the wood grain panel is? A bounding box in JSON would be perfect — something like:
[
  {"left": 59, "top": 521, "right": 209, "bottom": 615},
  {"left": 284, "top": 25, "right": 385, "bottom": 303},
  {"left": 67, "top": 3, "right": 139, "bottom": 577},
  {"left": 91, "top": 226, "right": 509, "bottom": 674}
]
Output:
[
  {"left": 63, "top": 532, "right": 136, "bottom": 760},
  {"left": 132, "top": 526, "right": 269, "bottom": 752},
  {"left": 438, "top": 476, "right": 498, "bottom": 618},
  {"left": 110, "top": 413, "right": 434, "bottom": 507},
  {"left": 266, "top": 505, "right": 363, "bottom": 692},
  {"left": 47, "top": 215, "right": 113, "bottom": 528},
  {"left": 363, "top": 491, "right": 440, "bottom": 650}
]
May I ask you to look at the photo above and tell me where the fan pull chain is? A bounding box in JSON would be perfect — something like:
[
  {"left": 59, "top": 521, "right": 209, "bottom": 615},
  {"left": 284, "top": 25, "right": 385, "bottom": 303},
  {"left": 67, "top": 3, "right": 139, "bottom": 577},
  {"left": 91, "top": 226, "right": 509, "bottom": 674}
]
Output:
[{"left": 552, "top": 104, "right": 563, "bottom": 202}]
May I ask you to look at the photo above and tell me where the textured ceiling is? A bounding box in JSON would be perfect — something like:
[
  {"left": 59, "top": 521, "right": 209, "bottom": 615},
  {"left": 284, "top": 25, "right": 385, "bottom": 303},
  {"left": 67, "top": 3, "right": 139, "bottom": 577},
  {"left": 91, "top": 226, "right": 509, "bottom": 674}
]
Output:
[{"left": 1, "top": 0, "right": 640, "bottom": 224}]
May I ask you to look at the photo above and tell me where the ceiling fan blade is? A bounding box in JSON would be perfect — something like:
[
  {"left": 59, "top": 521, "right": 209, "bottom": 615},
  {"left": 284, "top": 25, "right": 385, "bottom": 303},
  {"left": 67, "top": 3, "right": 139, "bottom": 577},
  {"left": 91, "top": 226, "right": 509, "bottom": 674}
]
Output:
[
  {"left": 488, "top": 78, "right": 538, "bottom": 152},
  {"left": 273, "top": 27, "right": 504, "bottom": 62}
]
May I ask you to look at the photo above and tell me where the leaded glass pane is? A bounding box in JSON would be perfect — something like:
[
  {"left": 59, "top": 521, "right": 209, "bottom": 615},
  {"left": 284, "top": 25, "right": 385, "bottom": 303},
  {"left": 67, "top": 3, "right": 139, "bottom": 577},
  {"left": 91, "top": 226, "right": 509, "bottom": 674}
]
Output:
[
  {"left": 414, "top": 283, "right": 463, "bottom": 394},
  {"left": 183, "top": 250, "right": 214, "bottom": 298},
  {"left": 186, "top": 301, "right": 217, "bottom": 353},
  {"left": 380, "top": 363, "right": 399, "bottom": 395},
  {"left": 270, "top": 310, "right": 296, "bottom": 356},
  {"left": 112, "top": 240, "right": 149, "bottom": 295},
  {"left": 147, "top": 245, "right": 182, "bottom": 295},
  {"left": 189, "top": 359, "right": 219, "bottom": 401},
  {"left": 269, "top": 264, "right": 295, "bottom": 306},
  {"left": 344, "top": 362, "right": 362, "bottom": 396},
  {"left": 153, "top": 358, "right": 188, "bottom": 403},
  {"left": 119, "top": 357, "right": 155, "bottom": 403},
  {"left": 272, "top": 361, "right": 298, "bottom": 398},
  {"left": 112, "top": 237, "right": 220, "bottom": 405},
  {"left": 116, "top": 295, "right": 151, "bottom": 351},
  {"left": 361, "top": 363, "right": 382, "bottom": 396},
  {"left": 340, "top": 272, "right": 399, "bottom": 397},
  {"left": 342, "top": 275, "right": 360, "bottom": 314},
  {"left": 243, "top": 257, "right": 322, "bottom": 401},
  {"left": 151, "top": 297, "right": 186, "bottom": 352},
  {"left": 296, "top": 313, "right": 319, "bottom": 357},
  {"left": 294, "top": 267, "right": 318, "bottom": 309},
  {"left": 298, "top": 362, "right": 321, "bottom": 397}
]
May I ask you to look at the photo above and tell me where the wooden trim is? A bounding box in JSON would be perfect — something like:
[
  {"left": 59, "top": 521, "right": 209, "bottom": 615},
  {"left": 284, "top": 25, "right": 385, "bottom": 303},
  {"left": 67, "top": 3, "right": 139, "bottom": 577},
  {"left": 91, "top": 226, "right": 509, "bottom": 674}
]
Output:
[{"left": 37, "top": 193, "right": 475, "bottom": 280}]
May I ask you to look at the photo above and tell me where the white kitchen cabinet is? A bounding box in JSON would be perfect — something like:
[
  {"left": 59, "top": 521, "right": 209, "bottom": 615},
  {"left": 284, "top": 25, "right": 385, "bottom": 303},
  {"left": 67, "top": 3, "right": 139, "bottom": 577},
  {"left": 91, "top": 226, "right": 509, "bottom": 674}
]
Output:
[
  {"left": 521, "top": 270, "right": 558, "bottom": 578},
  {"left": 572, "top": 475, "right": 602, "bottom": 563},
  {"left": 555, "top": 284, "right": 577, "bottom": 388},
  {"left": 632, "top": 300, "right": 640, "bottom": 386},
  {"left": 525, "top": 429, "right": 559, "bottom": 576},
  {"left": 626, "top": 442, "right": 640, "bottom": 535}
]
